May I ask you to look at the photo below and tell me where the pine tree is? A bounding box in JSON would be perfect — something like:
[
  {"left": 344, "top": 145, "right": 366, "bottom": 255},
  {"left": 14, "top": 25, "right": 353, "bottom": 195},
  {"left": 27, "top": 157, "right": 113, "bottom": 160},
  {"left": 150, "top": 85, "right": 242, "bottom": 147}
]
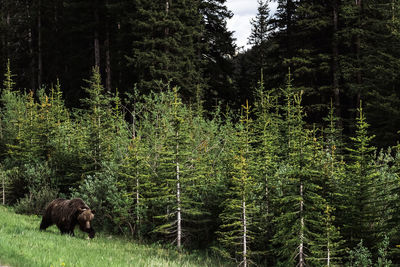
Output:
[
  {"left": 272, "top": 74, "right": 326, "bottom": 266},
  {"left": 361, "top": 0, "right": 400, "bottom": 147},
  {"left": 216, "top": 101, "right": 257, "bottom": 266},
  {"left": 45, "top": 81, "right": 81, "bottom": 192},
  {"left": 383, "top": 143, "right": 400, "bottom": 261},
  {"left": 118, "top": 131, "right": 150, "bottom": 240},
  {"left": 251, "top": 73, "right": 281, "bottom": 264},
  {"left": 248, "top": 0, "right": 272, "bottom": 75},
  {"left": 147, "top": 87, "right": 206, "bottom": 249},
  {"left": 199, "top": 0, "right": 236, "bottom": 108},
  {"left": 317, "top": 100, "right": 346, "bottom": 265},
  {"left": 342, "top": 102, "right": 380, "bottom": 252},
  {"left": 128, "top": 0, "right": 205, "bottom": 99},
  {"left": 79, "top": 67, "right": 121, "bottom": 174},
  {"left": 281, "top": 0, "right": 334, "bottom": 125}
]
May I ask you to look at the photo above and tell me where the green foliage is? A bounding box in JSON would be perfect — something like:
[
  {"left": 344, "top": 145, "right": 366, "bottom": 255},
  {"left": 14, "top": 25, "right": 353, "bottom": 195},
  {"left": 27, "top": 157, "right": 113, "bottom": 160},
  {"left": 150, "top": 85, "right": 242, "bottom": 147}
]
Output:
[
  {"left": 271, "top": 74, "right": 328, "bottom": 266},
  {"left": 348, "top": 240, "right": 373, "bottom": 267},
  {"left": 118, "top": 133, "right": 151, "bottom": 240},
  {"left": 0, "top": 206, "right": 228, "bottom": 267},
  {"left": 216, "top": 101, "right": 258, "bottom": 265},
  {"left": 14, "top": 185, "right": 58, "bottom": 215},
  {"left": 248, "top": 0, "right": 272, "bottom": 79},
  {"left": 127, "top": 0, "right": 206, "bottom": 99},
  {"left": 3, "top": 50, "right": 400, "bottom": 266},
  {"left": 377, "top": 236, "right": 392, "bottom": 267},
  {"left": 200, "top": 0, "right": 236, "bottom": 108},
  {"left": 79, "top": 67, "right": 128, "bottom": 174},
  {"left": 71, "top": 172, "right": 131, "bottom": 234},
  {"left": 0, "top": 166, "right": 11, "bottom": 205},
  {"left": 343, "top": 103, "right": 380, "bottom": 250}
]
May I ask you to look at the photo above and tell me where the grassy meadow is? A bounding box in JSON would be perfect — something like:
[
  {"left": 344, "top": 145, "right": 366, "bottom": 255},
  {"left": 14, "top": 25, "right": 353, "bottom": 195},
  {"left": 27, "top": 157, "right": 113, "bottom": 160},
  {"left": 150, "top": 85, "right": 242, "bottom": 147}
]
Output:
[{"left": 0, "top": 206, "right": 229, "bottom": 267}]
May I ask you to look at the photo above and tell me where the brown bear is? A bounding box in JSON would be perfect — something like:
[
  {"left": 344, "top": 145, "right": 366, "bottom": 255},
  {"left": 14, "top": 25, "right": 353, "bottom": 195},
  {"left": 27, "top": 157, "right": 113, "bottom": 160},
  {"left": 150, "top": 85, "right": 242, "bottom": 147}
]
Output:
[{"left": 39, "top": 198, "right": 95, "bottom": 238}]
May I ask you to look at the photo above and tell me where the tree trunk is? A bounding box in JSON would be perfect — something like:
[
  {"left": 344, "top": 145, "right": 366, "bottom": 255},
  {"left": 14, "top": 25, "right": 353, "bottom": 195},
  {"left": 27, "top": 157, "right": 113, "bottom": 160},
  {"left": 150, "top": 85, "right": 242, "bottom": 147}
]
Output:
[
  {"left": 105, "top": 26, "right": 111, "bottom": 93},
  {"left": 265, "top": 175, "right": 269, "bottom": 217},
  {"left": 2, "top": 175, "right": 5, "bottom": 205},
  {"left": 26, "top": 0, "right": 35, "bottom": 91},
  {"left": 327, "top": 222, "right": 331, "bottom": 266},
  {"left": 94, "top": 1, "right": 101, "bottom": 68},
  {"left": 165, "top": 0, "right": 170, "bottom": 74},
  {"left": 176, "top": 140, "right": 182, "bottom": 250},
  {"left": 242, "top": 199, "right": 248, "bottom": 267},
  {"left": 2, "top": 0, "right": 10, "bottom": 62},
  {"left": 175, "top": 126, "right": 182, "bottom": 250},
  {"left": 355, "top": 0, "right": 362, "bottom": 108},
  {"left": 165, "top": 0, "right": 170, "bottom": 34},
  {"left": 37, "top": 0, "right": 42, "bottom": 88},
  {"left": 332, "top": 0, "right": 342, "bottom": 128},
  {"left": 136, "top": 172, "right": 140, "bottom": 239},
  {"left": 104, "top": 0, "right": 111, "bottom": 92},
  {"left": 299, "top": 182, "right": 305, "bottom": 267}
]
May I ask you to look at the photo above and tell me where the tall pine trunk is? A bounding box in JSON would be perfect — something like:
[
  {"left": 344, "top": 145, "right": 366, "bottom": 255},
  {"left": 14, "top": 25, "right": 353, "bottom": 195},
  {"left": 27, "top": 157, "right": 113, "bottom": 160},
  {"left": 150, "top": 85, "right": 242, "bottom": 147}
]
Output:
[
  {"left": 105, "top": 27, "right": 111, "bottom": 93},
  {"left": 25, "top": 0, "right": 35, "bottom": 91},
  {"left": 2, "top": 0, "right": 10, "bottom": 62},
  {"left": 176, "top": 140, "right": 182, "bottom": 250},
  {"left": 332, "top": 0, "right": 341, "bottom": 128},
  {"left": 94, "top": 1, "right": 101, "bottom": 68},
  {"left": 37, "top": 0, "right": 42, "bottom": 88},
  {"left": 299, "top": 182, "right": 305, "bottom": 267},
  {"left": 165, "top": 0, "right": 170, "bottom": 35},
  {"left": 136, "top": 171, "right": 140, "bottom": 238},
  {"left": 327, "top": 218, "right": 331, "bottom": 266},
  {"left": 242, "top": 199, "right": 248, "bottom": 267},
  {"left": 165, "top": 0, "right": 170, "bottom": 74},
  {"left": 355, "top": 0, "right": 362, "bottom": 108},
  {"left": 2, "top": 175, "right": 5, "bottom": 205},
  {"left": 105, "top": 0, "right": 111, "bottom": 92}
]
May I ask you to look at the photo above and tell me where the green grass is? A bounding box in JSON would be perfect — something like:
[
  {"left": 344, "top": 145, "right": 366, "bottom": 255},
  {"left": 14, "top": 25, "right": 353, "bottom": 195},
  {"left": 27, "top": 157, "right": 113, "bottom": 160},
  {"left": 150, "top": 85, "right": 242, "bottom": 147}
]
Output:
[{"left": 0, "top": 206, "right": 229, "bottom": 267}]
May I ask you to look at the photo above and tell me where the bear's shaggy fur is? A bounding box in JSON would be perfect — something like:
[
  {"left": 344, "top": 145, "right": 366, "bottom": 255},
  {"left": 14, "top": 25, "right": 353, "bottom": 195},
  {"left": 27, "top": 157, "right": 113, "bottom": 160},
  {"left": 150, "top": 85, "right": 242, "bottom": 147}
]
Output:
[{"left": 40, "top": 198, "right": 95, "bottom": 238}]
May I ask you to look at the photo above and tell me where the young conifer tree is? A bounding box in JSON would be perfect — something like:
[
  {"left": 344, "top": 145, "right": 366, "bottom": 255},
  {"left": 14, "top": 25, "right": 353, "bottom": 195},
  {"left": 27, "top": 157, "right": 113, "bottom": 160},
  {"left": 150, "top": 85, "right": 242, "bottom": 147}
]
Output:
[
  {"left": 45, "top": 81, "right": 79, "bottom": 191},
  {"left": 252, "top": 72, "right": 281, "bottom": 264},
  {"left": 386, "top": 145, "right": 400, "bottom": 261},
  {"left": 343, "top": 102, "right": 379, "bottom": 251},
  {"left": 272, "top": 73, "right": 326, "bottom": 266},
  {"left": 316, "top": 100, "right": 346, "bottom": 266},
  {"left": 1, "top": 60, "right": 23, "bottom": 159},
  {"left": 79, "top": 67, "right": 126, "bottom": 174},
  {"left": 248, "top": 0, "right": 271, "bottom": 76},
  {"left": 372, "top": 147, "right": 399, "bottom": 261},
  {"left": 216, "top": 101, "right": 257, "bottom": 266},
  {"left": 118, "top": 130, "right": 150, "bottom": 240},
  {"left": 151, "top": 87, "right": 206, "bottom": 250}
]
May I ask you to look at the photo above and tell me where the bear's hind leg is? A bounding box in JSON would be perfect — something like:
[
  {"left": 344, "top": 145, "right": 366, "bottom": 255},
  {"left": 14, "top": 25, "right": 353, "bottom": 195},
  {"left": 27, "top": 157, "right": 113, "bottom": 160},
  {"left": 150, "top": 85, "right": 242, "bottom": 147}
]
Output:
[{"left": 60, "top": 227, "right": 74, "bottom": 236}]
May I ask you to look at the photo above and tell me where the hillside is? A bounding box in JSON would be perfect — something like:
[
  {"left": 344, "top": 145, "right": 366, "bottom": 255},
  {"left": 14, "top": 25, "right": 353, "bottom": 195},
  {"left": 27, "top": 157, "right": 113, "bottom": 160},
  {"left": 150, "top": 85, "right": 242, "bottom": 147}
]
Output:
[{"left": 0, "top": 206, "right": 227, "bottom": 267}]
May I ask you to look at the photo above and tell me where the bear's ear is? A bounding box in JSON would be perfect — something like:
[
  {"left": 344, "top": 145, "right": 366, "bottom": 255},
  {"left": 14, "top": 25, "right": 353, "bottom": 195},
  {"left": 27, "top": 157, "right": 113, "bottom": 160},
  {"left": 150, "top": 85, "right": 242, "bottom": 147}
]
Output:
[
  {"left": 78, "top": 207, "right": 87, "bottom": 213},
  {"left": 91, "top": 209, "right": 95, "bottom": 215}
]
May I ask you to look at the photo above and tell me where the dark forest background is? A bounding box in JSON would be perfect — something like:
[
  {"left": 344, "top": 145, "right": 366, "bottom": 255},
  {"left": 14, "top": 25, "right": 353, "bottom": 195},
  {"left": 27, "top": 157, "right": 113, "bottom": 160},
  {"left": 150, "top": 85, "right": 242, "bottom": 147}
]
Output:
[{"left": 2, "top": 0, "right": 400, "bottom": 266}]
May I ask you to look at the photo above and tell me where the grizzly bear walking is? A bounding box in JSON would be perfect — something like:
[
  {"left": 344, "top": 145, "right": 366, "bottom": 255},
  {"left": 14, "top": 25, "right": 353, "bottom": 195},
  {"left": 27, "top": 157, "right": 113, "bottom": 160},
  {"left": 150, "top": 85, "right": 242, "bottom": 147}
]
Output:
[{"left": 40, "top": 198, "right": 95, "bottom": 238}]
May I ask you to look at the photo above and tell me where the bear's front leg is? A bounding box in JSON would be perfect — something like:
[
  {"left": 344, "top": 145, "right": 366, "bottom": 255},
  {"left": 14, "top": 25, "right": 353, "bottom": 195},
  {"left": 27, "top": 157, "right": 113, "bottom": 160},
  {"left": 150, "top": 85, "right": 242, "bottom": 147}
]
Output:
[
  {"left": 59, "top": 227, "right": 74, "bottom": 236},
  {"left": 68, "top": 230, "right": 75, "bottom": 236},
  {"left": 39, "top": 216, "right": 52, "bottom": 231},
  {"left": 88, "top": 228, "right": 95, "bottom": 239}
]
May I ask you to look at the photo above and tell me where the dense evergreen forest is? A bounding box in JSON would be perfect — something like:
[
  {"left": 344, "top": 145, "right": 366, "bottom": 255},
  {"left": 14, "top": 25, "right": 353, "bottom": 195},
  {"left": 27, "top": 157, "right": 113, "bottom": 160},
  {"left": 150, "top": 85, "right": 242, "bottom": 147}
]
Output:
[{"left": 2, "top": 0, "right": 400, "bottom": 266}]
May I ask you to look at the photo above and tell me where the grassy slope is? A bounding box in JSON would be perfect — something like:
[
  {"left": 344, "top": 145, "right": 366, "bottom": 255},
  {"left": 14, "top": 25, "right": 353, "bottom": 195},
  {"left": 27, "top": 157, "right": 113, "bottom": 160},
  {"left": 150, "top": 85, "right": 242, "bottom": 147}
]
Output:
[{"left": 0, "top": 206, "right": 228, "bottom": 267}]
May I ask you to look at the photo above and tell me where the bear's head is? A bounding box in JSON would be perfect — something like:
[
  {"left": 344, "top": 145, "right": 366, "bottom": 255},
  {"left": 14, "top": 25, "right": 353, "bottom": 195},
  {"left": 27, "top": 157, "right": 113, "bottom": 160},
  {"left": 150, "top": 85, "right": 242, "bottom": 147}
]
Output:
[{"left": 77, "top": 208, "right": 95, "bottom": 238}]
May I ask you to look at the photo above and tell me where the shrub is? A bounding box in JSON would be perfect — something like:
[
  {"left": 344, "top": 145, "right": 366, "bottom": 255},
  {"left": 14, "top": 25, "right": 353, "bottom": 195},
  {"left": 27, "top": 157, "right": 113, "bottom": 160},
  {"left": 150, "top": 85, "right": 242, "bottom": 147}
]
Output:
[
  {"left": 71, "top": 171, "right": 133, "bottom": 234},
  {"left": 14, "top": 185, "right": 58, "bottom": 215},
  {"left": 348, "top": 240, "right": 372, "bottom": 267}
]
